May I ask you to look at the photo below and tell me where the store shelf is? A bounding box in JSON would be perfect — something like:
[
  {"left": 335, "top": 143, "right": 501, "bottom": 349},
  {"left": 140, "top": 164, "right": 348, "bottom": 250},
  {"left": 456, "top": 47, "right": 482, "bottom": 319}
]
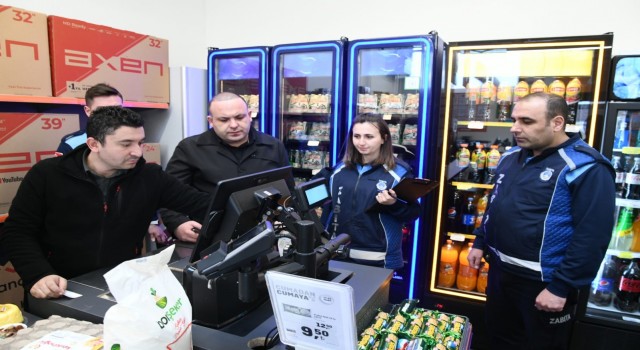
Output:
[
  {"left": 606, "top": 249, "right": 640, "bottom": 258},
  {"left": 457, "top": 120, "right": 512, "bottom": 128},
  {"left": 615, "top": 198, "right": 640, "bottom": 208},
  {"left": 451, "top": 181, "right": 493, "bottom": 190},
  {"left": 0, "top": 94, "right": 169, "bottom": 109}
]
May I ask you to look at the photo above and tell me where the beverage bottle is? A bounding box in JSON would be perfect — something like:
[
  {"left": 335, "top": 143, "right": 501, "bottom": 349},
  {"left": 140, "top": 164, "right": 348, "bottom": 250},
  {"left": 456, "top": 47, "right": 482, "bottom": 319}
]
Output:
[
  {"left": 614, "top": 121, "right": 628, "bottom": 149},
  {"left": 612, "top": 155, "right": 624, "bottom": 197},
  {"left": 611, "top": 207, "right": 635, "bottom": 251},
  {"left": 623, "top": 156, "right": 640, "bottom": 199},
  {"left": 461, "top": 196, "right": 477, "bottom": 235},
  {"left": 588, "top": 255, "right": 617, "bottom": 306},
  {"left": 530, "top": 78, "right": 548, "bottom": 93},
  {"left": 457, "top": 143, "right": 470, "bottom": 168},
  {"left": 631, "top": 213, "right": 640, "bottom": 252},
  {"left": 475, "top": 190, "right": 489, "bottom": 229},
  {"left": 466, "top": 81, "right": 481, "bottom": 120},
  {"left": 446, "top": 190, "right": 462, "bottom": 233},
  {"left": 475, "top": 143, "right": 487, "bottom": 183},
  {"left": 476, "top": 258, "right": 489, "bottom": 294},
  {"left": 480, "top": 79, "right": 497, "bottom": 121},
  {"left": 549, "top": 79, "right": 566, "bottom": 97},
  {"left": 613, "top": 257, "right": 640, "bottom": 312},
  {"left": 438, "top": 239, "right": 458, "bottom": 288},
  {"left": 565, "top": 78, "right": 582, "bottom": 124},
  {"left": 485, "top": 145, "right": 501, "bottom": 184},
  {"left": 513, "top": 80, "right": 529, "bottom": 103},
  {"left": 457, "top": 242, "right": 478, "bottom": 291},
  {"left": 468, "top": 161, "right": 480, "bottom": 183},
  {"left": 496, "top": 82, "right": 513, "bottom": 122}
]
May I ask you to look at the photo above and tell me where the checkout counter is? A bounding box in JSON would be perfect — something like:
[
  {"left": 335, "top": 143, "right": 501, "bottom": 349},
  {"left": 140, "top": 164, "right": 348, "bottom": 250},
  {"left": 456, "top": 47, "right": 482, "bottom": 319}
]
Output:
[{"left": 26, "top": 242, "right": 392, "bottom": 349}]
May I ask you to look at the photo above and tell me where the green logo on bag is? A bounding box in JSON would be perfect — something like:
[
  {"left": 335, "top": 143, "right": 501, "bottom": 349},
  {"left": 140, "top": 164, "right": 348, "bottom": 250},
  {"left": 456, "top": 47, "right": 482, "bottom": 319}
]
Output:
[
  {"left": 150, "top": 287, "right": 168, "bottom": 309},
  {"left": 156, "top": 297, "right": 185, "bottom": 329},
  {"left": 111, "top": 345, "right": 121, "bottom": 350}
]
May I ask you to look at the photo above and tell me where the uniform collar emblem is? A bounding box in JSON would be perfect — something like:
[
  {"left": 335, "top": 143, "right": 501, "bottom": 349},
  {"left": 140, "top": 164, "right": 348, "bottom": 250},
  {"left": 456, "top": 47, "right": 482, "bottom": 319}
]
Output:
[
  {"left": 540, "top": 167, "right": 554, "bottom": 181},
  {"left": 376, "top": 180, "right": 388, "bottom": 191}
]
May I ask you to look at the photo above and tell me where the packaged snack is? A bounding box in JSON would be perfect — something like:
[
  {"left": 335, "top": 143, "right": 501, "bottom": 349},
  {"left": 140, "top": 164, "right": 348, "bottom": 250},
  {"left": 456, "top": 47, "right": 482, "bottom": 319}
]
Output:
[
  {"left": 288, "top": 94, "right": 309, "bottom": 113},
  {"left": 389, "top": 124, "right": 401, "bottom": 144},
  {"left": 308, "top": 122, "right": 331, "bottom": 141},
  {"left": 358, "top": 94, "right": 378, "bottom": 113},
  {"left": 248, "top": 94, "right": 260, "bottom": 113},
  {"left": 379, "top": 94, "right": 404, "bottom": 114},
  {"left": 288, "top": 121, "right": 307, "bottom": 140},
  {"left": 404, "top": 94, "right": 420, "bottom": 114},
  {"left": 402, "top": 124, "right": 418, "bottom": 145},
  {"left": 309, "top": 94, "right": 330, "bottom": 113}
]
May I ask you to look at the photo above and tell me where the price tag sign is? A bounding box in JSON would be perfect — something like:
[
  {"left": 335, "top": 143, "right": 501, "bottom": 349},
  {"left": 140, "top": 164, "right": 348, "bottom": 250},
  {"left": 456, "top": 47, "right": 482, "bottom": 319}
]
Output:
[
  {"left": 265, "top": 271, "right": 357, "bottom": 350},
  {"left": 307, "top": 140, "right": 320, "bottom": 147}
]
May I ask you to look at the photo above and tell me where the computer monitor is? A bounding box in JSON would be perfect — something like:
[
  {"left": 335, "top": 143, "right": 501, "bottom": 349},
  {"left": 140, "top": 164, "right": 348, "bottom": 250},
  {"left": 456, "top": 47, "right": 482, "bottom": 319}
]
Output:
[
  {"left": 293, "top": 177, "right": 330, "bottom": 212},
  {"left": 189, "top": 166, "right": 294, "bottom": 263}
]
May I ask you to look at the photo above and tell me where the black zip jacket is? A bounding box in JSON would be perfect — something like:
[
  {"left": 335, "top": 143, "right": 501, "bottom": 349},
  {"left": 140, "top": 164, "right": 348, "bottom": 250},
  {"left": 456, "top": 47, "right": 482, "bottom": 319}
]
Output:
[{"left": 0, "top": 145, "right": 209, "bottom": 290}]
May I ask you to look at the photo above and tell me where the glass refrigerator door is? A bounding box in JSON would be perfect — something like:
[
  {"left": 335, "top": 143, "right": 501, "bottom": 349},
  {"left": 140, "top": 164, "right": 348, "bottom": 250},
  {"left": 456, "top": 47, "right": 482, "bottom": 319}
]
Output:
[
  {"left": 432, "top": 35, "right": 612, "bottom": 302},
  {"left": 208, "top": 47, "right": 269, "bottom": 133},
  {"left": 271, "top": 41, "right": 345, "bottom": 183},
  {"left": 584, "top": 102, "right": 640, "bottom": 330},
  {"left": 346, "top": 36, "right": 441, "bottom": 299}
]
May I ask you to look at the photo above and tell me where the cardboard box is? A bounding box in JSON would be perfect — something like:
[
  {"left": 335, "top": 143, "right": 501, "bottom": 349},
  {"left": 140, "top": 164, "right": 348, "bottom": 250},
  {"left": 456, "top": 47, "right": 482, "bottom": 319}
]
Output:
[
  {"left": 48, "top": 15, "right": 169, "bottom": 103},
  {"left": 143, "top": 142, "right": 161, "bottom": 165},
  {"left": 0, "top": 113, "right": 79, "bottom": 214},
  {"left": 0, "top": 261, "right": 24, "bottom": 309},
  {"left": 0, "top": 5, "right": 52, "bottom": 96}
]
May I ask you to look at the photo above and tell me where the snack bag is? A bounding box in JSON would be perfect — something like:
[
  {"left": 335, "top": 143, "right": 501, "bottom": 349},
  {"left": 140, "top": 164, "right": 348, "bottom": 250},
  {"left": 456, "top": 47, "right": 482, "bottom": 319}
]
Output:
[{"left": 103, "top": 245, "right": 192, "bottom": 350}]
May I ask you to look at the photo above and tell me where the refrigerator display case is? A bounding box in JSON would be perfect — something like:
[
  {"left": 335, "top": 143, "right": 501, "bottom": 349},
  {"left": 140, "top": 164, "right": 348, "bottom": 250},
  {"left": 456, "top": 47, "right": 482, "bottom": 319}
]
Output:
[
  {"left": 207, "top": 46, "right": 270, "bottom": 133},
  {"left": 427, "top": 34, "right": 613, "bottom": 307},
  {"left": 270, "top": 39, "right": 347, "bottom": 183},
  {"left": 571, "top": 56, "right": 640, "bottom": 349},
  {"left": 345, "top": 33, "right": 446, "bottom": 299}
]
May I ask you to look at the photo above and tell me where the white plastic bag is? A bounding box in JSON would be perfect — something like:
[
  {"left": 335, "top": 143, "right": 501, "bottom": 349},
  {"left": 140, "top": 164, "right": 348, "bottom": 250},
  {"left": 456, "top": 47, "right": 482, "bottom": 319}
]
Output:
[{"left": 103, "top": 245, "right": 192, "bottom": 350}]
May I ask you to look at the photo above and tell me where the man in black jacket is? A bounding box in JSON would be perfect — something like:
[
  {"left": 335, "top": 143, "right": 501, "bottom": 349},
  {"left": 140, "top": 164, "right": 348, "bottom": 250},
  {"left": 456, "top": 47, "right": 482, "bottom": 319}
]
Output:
[
  {"left": 0, "top": 106, "right": 209, "bottom": 299},
  {"left": 159, "top": 92, "right": 289, "bottom": 242}
]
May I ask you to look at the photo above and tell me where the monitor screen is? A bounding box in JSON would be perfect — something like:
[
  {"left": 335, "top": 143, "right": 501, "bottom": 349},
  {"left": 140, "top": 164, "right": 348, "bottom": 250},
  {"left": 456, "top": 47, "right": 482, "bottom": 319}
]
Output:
[
  {"left": 189, "top": 166, "right": 294, "bottom": 263},
  {"left": 282, "top": 51, "right": 333, "bottom": 78},
  {"left": 294, "top": 177, "right": 330, "bottom": 212},
  {"left": 217, "top": 56, "right": 260, "bottom": 80},
  {"left": 359, "top": 47, "right": 414, "bottom": 76}
]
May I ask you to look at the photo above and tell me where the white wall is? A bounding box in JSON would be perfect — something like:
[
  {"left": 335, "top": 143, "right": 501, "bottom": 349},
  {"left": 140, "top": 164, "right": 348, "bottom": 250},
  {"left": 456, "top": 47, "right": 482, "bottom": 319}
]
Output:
[
  {"left": 6, "top": 0, "right": 638, "bottom": 70},
  {"left": 204, "top": 0, "right": 637, "bottom": 56}
]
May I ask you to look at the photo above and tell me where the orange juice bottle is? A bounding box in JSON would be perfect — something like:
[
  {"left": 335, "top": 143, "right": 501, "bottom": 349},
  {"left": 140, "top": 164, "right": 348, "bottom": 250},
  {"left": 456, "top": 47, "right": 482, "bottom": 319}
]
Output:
[
  {"left": 438, "top": 240, "right": 458, "bottom": 288},
  {"left": 475, "top": 190, "right": 489, "bottom": 229},
  {"left": 457, "top": 242, "right": 478, "bottom": 291},
  {"left": 477, "top": 258, "right": 489, "bottom": 293}
]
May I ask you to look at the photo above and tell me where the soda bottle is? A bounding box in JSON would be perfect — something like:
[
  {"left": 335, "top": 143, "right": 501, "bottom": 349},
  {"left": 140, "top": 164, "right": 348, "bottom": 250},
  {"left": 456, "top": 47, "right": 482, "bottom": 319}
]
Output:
[
  {"left": 446, "top": 190, "right": 462, "bottom": 233},
  {"left": 468, "top": 161, "right": 480, "bottom": 183},
  {"left": 457, "top": 242, "right": 478, "bottom": 291},
  {"left": 565, "top": 78, "right": 582, "bottom": 125},
  {"left": 623, "top": 156, "right": 640, "bottom": 199},
  {"left": 485, "top": 145, "right": 501, "bottom": 184},
  {"left": 473, "top": 143, "right": 487, "bottom": 183},
  {"left": 438, "top": 239, "right": 458, "bottom": 288},
  {"left": 612, "top": 155, "right": 624, "bottom": 197},
  {"left": 611, "top": 207, "right": 635, "bottom": 251},
  {"left": 466, "top": 81, "right": 481, "bottom": 120},
  {"left": 588, "top": 255, "right": 617, "bottom": 306},
  {"left": 614, "top": 258, "right": 640, "bottom": 312},
  {"left": 475, "top": 190, "right": 489, "bottom": 229},
  {"left": 614, "top": 121, "right": 628, "bottom": 150},
  {"left": 461, "top": 197, "right": 477, "bottom": 235},
  {"left": 631, "top": 213, "right": 640, "bottom": 252},
  {"left": 476, "top": 258, "right": 489, "bottom": 294},
  {"left": 457, "top": 143, "right": 470, "bottom": 168},
  {"left": 480, "top": 79, "right": 497, "bottom": 121},
  {"left": 496, "top": 82, "right": 513, "bottom": 122}
]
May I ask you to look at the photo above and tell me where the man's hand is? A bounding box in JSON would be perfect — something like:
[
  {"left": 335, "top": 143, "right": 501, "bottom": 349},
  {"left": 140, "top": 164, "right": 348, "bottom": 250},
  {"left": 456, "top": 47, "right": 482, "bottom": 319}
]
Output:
[
  {"left": 30, "top": 275, "right": 67, "bottom": 299},
  {"left": 467, "top": 248, "right": 484, "bottom": 269},
  {"left": 535, "top": 288, "right": 566, "bottom": 312},
  {"left": 148, "top": 223, "right": 170, "bottom": 244},
  {"left": 174, "top": 221, "right": 202, "bottom": 242}
]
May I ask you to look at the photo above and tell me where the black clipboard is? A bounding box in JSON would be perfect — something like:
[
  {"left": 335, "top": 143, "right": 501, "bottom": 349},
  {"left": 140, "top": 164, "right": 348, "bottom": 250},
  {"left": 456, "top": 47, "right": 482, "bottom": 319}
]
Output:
[{"left": 367, "top": 177, "right": 438, "bottom": 212}]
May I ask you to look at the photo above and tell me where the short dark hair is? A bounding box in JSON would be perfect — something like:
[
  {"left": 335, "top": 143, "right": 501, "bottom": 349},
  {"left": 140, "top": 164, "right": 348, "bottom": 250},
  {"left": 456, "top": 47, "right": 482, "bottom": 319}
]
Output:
[
  {"left": 208, "top": 92, "right": 248, "bottom": 110},
  {"left": 521, "top": 92, "right": 569, "bottom": 123},
  {"left": 85, "top": 83, "right": 123, "bottom": 107},
  {"left": 344, "top": 113, "right": 396, "bottom": 169},
  {"left": 87, "top": 106, "right": 143, "bottom": 144}
]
